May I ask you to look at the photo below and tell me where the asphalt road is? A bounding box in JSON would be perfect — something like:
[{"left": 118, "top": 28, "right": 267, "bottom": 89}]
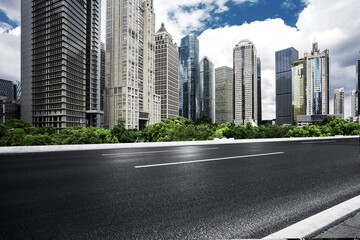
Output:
[{"left": 1, "top": 138, "right": 360, "bottom": 239}]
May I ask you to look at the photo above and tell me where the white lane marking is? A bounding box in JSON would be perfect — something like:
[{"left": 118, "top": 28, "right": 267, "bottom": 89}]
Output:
[
  {"left": 301, "top": 140, "right": 337, "bottom": 144},
  {"left": 263, "top": 195, "right": 360, "bottom": 238},
  {"left": 102, "top": 147, "right": 219, "bottom": 156},
  {"left": 134, "top": 152, "right": 285, "bottom": 169}
]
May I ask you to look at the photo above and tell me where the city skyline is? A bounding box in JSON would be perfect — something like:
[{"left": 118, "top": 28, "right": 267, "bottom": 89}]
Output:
[{"left": 0, "top": 0, "right": 360, "bottom": 119}]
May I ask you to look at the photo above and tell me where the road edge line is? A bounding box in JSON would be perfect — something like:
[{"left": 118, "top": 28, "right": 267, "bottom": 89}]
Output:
[
  {"left": 262, "top": 195, "right": 360, "bottom": 238},
  {"left": 0, "top": 136, "right": 358, "bottom": 154}
]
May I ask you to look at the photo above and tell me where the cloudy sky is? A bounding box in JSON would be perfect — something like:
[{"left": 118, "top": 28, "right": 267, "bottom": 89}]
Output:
[{"left": 0, "top": 0, "right": 359, "bottom": 119}]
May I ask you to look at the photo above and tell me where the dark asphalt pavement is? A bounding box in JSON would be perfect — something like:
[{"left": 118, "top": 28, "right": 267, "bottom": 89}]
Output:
[{"left": 1, "top": 138, "right": 360, "bottom": 239}]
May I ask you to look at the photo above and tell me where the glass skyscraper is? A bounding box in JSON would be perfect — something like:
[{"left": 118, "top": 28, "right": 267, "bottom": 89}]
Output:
[
  {"left": 304, "top": 42, "right": 329, "bottom": 115},
  {"left": 257, "top": 57, "right": 262, "bottom": 124},
  {"left": 199, "top": 56, "right": 215, "bottom": 122},
  {"left": 275, "top": 47, "right": 299, "bottom": 125},
  {"left": 0, "top": 79, "right": 16, "bottom": 100},
  {"left": 21, "top": 0, "right": 102, "bottom": 129},
  {"left": 292, "top": 59, "right": 305, "bottom": 125},
  {"left": 179, "top": 35, "right": 200, "bottom": 121}
]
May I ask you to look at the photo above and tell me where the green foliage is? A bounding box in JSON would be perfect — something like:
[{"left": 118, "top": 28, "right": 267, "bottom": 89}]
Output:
[
  {"left": 194, "top": 115, "right": 213, "bottom": 125},
  {"left": 4, "top": 119, "right": 31, "bottom": 129},
  {"left": 1, "top": 115, "right": 360, "bottom": 147},
  {"left": 111, "top": 119, "right": 139, "bottom": 143}
]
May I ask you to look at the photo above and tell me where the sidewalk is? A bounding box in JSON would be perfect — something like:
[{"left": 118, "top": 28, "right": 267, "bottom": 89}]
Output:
[{"left": 314, "top": 211, "right": 360, "bottom": 238}]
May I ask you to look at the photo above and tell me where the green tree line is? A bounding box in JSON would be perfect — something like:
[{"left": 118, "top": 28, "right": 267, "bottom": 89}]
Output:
[{"left": 0, "top": 116, "right": 359, "bottom": 146}]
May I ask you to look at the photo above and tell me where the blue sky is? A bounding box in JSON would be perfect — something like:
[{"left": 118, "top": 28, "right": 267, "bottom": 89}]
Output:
[
  {"left": 1, "top": 0, "right": 360, "bottom": 118},
  {"left": 177, "top": 0, "right": 307, "bottom": 35}
]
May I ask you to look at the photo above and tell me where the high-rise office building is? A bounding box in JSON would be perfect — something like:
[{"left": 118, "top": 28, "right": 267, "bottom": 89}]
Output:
[
  {"left": 179, "top": 35, "right": 200, "bottom": 121},
  {"left": 21, "top": 0, "right": 102, "bottom": 129},
  {"left": 155, "top": 23, "right": 179, "bottom": 121},
  {"left": 351, "top": 89, "right": 357, "bottom": 117},
  {"left": 100, "top": 43, "right": 106, "bottom": 127},
  {"left": 199, "top": 56, "right": 215, "bottom": 122},
  {"left": 215, "top": 66, "right": 233, "bottom": 124},
  {"left": 356, "top": 60, "right": 360, "bottom": 116},
  {"left": 0, "top": 79, "right": 17, "bottom": 100},
  {"left": 334, "top": 88, "right": 344, "bottom": 118},
  {"left": 257, "top": 57, "right": 262, "bottom": 124},
  {"left": 233, "top": 39, "right": 259, "bottom": 126},
  {"left": 304, "top": 42, "right": 329, "bottom": 115},
  {"left": 275, "top": 47, "right": 299, "bottom": 125},
  {"left": 105, "top": 0, "right": 160, "bottom": 130},
  {"left": 292, "top": 59, "right": 305, "bottom": 125}
]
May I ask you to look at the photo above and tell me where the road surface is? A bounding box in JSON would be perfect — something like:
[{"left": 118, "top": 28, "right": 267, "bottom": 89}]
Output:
[{"left": 0, "top": 137, "right": 359, "bottom": 239}]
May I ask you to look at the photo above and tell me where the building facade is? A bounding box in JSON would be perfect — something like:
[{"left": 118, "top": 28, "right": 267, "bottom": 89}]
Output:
[
  {"left": 304, "top": 42, "right": 329, "bottom": 115},
  {"left": 0, "top": 97, "right": 20, "bottom": 124},
  {"left": 275, "top": 47, "right": 299, "bottom": 125},
  {"left": 105, "top": 0, "right": 160, "bottom": 130},
  {"left": 292, "top": 59, "right": 305, "bottom": 125},
  {"left": 179, "top": 35, "right": 200, "bottom": 121},
  {"left": 334, "top": 88, "right": 344, "bottom": 118},
  {"left": 21, "top": 0, "right": 102, "bottom": 129},
  {"left": 357, "top": 60, "right": 360, "bottom": 116},
  {"left": 257, "top": 57, "right": 262, "bottom": 124},
  {"left": 199, "top": 56, "right": 215, "bottom": 122},
  {"left": 215, "top": 66, "right": 233, "bottom": 124},
  {"left": 351, "top": 89, "right": 357, "bottom": 117},
  {"left": 100, "top": 43, "right": 106, "bottom": 127},
  {"left": 0, "top": 79, "right": 17, "bottom": 100},
  {"left": 233, "top": 39, "right": 259, "bottom": 126},
  {"left": 155, "top": 23, "right": 179, "bottom": 121}
]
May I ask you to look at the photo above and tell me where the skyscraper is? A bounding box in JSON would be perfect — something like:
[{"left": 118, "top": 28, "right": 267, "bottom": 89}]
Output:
[
  {"left": 105, "top": 0, "right": 160, "bottom": 130},
  {"left": 351, "top": 89, "right": 357, "bottom": 117},
  {"left": 357, "top": 60, "right": 360, "bottom": 116},
  {"left": 0, "top": 79, "right": 17, "bottom": 100},
  {"left": 233, "top": 39, "right": 258, "bottom": 126},
  {"left": 275, "top": 47, "right": 299, "bottom": 125},
  {"left": 155, "top": 23, "right": 179, "bottom": 121},
  {"left": 257, "top": 57, "right": 262, "bottom": 124},
  {"left": 179, "top": 35, "right": 200, "bottom": 121},
  {"left": 304, "top": 42, "right": 329, "bottom": 115},
  {"left": 292, "top": 59, "right": 305, "bottom": 125},
  {"left": 100, "top": 43, "right": 106, "bottom": 128},
  {"left": 215, "top": 66, "right": 233, "bottom": 124},
  {"left": 199, "top": 56, "right": 215, "bottom": 122},
  {"left": 334, "top": 88, "right": 344, "bottom": 118},
  {"left": 21, "top": 0, "right": 102, "bottom": 129}
]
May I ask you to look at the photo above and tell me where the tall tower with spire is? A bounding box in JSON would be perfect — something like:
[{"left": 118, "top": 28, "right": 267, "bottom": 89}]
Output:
[{"left": 155, "top": 23, "right": 179, "bottom": 121}]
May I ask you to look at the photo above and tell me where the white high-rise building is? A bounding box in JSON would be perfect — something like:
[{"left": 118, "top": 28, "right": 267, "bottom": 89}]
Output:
[
  {"left": 233, "top": 39, "right": 258, "bottom": 126},
  {"left": 334, "top": 88, "right": 344, "bottom": 118},
  {"left": 105, "top": 0, "right": 160, "bottom": 130},
  {"left": 304, "top": 42, "right": 329, "bottom": 115}
]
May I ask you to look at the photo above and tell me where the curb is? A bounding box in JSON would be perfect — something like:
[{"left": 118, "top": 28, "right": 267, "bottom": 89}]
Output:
[
  {"left": 262, "top": 195, "right": 360, "bottom": 238},
  {"left": 0, "top": 136, "right": 358, "bottom": 155}
]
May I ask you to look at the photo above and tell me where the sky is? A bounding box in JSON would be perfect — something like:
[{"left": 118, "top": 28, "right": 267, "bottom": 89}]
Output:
[{"left": 0, "top": 0, "right": 360, "bottom": 119}]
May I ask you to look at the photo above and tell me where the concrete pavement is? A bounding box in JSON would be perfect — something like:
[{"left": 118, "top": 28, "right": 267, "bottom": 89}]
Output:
[{"left": 314, "top": 211, "right": 360, "bottom": 238}]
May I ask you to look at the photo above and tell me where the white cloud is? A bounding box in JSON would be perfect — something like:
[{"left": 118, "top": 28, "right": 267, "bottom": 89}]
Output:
[
  {"left": 0, "top": 0, "right": 20, "bottom": 23},
  {"left": 0, "top": 25, "right": 20, "bottom": 82},
  {"left": 197, "top": 0, "right": 360, "bottom": 119}
]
